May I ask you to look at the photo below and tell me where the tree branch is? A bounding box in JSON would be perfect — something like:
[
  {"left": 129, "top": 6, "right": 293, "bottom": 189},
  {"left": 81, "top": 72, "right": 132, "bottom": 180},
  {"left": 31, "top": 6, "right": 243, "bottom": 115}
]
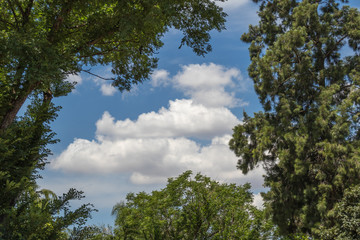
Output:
[
  {"left": 324, "top": 35, "right": 348, "bottom": 60},
  {"left": 0, "top": 17, "right": 15, "bottom": 28},
  {"left": 22, "top": 0, "right": 34, "bottom": 25},
  {"left": 48, "top": 1, "right": 74, "bottom": 42},
  {"left": 0, "top": 81, "right": 40, "bottom": 133},
  {"left": 78, "top": 45, "right": 125, "bottom": 59},
  {"left": 6, "top": 0, "right": 19, "bottom": 28},
  {"left": 82, "top": 69, "right": 114, "bottom": 81}
]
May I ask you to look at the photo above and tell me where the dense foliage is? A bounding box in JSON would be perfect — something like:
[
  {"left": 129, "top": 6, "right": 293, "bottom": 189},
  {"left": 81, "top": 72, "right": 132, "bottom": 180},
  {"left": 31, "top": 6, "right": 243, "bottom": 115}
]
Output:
[
  {"left": 1, "top": 187, "right": 95, "bottom": 239},
  {"left": 111, "top": 171, "right": 276, "bottom": 240},
  {"left": 315, "top": 185, "right": 360, "bottom": 239},
  {"left": 0, "top": 94, "right": 60, "bottom": 225},
  {"left": 230, "top": 0, "right": 360, "bottom": 237}
]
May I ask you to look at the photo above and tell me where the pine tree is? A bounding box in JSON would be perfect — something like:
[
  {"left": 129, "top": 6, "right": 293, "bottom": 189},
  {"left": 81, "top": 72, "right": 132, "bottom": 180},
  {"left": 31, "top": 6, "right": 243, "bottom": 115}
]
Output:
[{"left": 229, "top": 0, "right": 360, "bottom": 236}]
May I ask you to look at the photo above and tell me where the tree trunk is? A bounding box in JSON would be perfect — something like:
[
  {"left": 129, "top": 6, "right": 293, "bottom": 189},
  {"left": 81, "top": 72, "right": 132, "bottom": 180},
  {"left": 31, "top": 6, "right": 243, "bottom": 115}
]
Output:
[
  {"left": 0, "top": 94, "right": 29, "bottom": 131},
  {"left": 0, "top": 82, "right": 38, "bottom": 133}
]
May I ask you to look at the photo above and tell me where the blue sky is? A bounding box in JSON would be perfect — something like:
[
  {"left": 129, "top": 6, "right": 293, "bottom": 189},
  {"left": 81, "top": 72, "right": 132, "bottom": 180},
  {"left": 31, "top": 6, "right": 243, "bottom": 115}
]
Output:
[{"left": 35, "top": 0, "right": 360, "bottom": 226}]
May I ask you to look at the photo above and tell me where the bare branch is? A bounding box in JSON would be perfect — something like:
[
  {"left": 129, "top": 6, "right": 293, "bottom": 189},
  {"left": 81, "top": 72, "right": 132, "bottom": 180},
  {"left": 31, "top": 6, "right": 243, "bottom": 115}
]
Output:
[{"left": 82, "top": 69, "right": 114, "bottom": 81}]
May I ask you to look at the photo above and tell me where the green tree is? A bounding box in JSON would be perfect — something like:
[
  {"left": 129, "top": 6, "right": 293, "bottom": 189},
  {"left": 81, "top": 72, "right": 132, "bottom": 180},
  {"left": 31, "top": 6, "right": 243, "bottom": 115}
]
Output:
[
  {"left": 0, "top": 0, "right": 227, "bottom": 132},
  {"left": 0, "top": 0, "right": 227, "bottom": 232},
  {"left": 0, "top": 82, "right": 97, "bottom": 237},
  {"left": 229, "top": 0, "right": 360, "bottom": 237},
  {"left": 111, "top": 171, "right": 275, "bottom": 240},
  {"left": 0, "top": 92, "right": 59, "bottom": 225},
  {"left": 0, "top": 186, "right": 95, "bottom": 239},
  {"left": 73, "top": 225, "right": 115, "bottom": 240}
]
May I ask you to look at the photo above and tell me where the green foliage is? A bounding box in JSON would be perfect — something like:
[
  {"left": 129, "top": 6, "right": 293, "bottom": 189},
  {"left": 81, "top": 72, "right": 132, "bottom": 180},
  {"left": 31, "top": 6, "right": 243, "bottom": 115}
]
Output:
[
  {"left": 111, "top": 171, "right": 276, "bottom": 239},
  {"left": 0, "top": 186, "right": 96, "bottom": 240},
  {"left": 73, "top": 225, "right": 115, "bottom": 240},
  {"left": 0, "top": 93, "right": 59, "bottom": 223},
  {"left": 0, "top": 0, "right": 227, "bottom": 132},
  {"left": 230, "top": 0, "right": 360, "bottom": 237},
  {"left": 0, "top": 90, "right": 97, "bottom": 238},
  {"left": 315, "top": 184, "right": 360, "bottom": 240}
]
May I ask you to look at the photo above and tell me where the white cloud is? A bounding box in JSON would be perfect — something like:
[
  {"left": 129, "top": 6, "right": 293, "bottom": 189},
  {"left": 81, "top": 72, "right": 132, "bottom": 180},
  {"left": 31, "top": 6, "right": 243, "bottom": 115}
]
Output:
[
  {"left": 218, "top": 0, "right": 250, "bottom": 11},
  {"left": 151, "top": 69, "right": 170, "bottom": 87},
  {"left": 153, "top": 63, "right": 248, "bottom": 108},
  {"left": 96, "top": 99, "right": 240, "bottom": 141},
  {"left": 51, "top": 135, "right": 264, "bottom": 188},
  {"left": 64, "top": 74, "right": 83, "bottom": 93},
  {"left": 173, "top": 63, "right": 247, "bottom": 108},
  {"left": 100, "top": 83, "right": 117, "bottom": 96},
  {"left": 66, "top": 74, "right": 82, "bottom": 85},
  {"left": 51, "top": 99, "right": 263, "bottom": 188}
]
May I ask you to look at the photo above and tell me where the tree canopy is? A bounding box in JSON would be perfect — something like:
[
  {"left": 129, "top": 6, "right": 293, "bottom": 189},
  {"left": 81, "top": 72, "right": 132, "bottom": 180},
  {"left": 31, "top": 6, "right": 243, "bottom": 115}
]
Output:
[
  {"left": 230, "top": 0, "right": 360, "bottom": 237},
  {"left": 111, "top": 171, "right": 275, "bottom": 240},
  {"left": 0, "top": 0, "right": 227, "bottom": 132}
]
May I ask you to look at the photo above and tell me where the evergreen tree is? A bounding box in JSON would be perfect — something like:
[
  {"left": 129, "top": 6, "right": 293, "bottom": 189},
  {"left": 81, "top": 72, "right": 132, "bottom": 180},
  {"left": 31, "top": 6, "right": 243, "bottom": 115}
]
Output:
[
  {"left": 229, "top": 0, "right": 360, "bottom": 237},
  {"left": 0, "top": 91, "right": 59, "bottom": 225}
]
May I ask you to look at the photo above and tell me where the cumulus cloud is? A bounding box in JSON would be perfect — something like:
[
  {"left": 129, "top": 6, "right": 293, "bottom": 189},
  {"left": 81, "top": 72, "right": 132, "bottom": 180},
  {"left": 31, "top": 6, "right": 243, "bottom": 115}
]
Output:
[
  {"left": 173, "top": 63, "right": 248, "bottom": 108},
  {"left": 150, "top": 63, "right": 248, "bottom": 108},
  {"left": 95, "top": 99, "right": 240, "bottom": 140},
  {"left": 51, "top": 134, "right": 264, "bottom": 188},
  {"left": 51, "top": 99, "right": 263, "bottom": 188}
]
